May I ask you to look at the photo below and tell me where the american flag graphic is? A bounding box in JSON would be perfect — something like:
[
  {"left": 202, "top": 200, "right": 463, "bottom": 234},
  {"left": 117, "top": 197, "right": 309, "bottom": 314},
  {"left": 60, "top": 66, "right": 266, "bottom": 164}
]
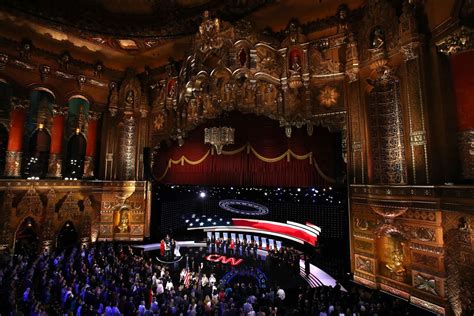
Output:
[{"left": 184, "top": 270, "right": 191, "bottom": 288}]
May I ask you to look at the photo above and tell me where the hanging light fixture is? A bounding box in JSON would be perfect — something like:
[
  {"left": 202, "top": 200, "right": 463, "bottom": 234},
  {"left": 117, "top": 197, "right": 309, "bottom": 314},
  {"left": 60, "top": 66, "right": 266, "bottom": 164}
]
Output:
[{"left": 204, "top": 127, "right": 235, "bottom": 154}]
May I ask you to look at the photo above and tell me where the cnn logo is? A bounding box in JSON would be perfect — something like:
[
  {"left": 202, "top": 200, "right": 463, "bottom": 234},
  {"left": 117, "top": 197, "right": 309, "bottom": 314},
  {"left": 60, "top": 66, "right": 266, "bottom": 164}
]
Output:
[{"left": 205, "top": 254, "right": 244, "bottom": 266}]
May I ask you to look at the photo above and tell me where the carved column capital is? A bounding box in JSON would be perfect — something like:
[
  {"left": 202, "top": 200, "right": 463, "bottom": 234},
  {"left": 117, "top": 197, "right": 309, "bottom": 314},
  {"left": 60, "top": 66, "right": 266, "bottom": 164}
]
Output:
[{"left": 436, "top": 26, "right": 474, "bottom": 56}]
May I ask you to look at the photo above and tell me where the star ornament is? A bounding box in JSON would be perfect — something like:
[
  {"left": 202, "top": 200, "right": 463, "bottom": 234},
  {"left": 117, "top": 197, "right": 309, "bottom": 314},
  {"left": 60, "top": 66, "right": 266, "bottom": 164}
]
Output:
[
  {"left": 318, "top": 85, "right": 339, "bottom": 108},
  {"left": 154, "top": 114, "right": 165, "bottom": 130}
]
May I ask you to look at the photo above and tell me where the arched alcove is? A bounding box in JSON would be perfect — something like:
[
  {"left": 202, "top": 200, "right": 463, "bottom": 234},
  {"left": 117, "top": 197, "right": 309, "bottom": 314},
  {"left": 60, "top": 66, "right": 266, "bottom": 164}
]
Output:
[
  {"left": 23, "top": 89, "right": 55, "bottom": 178},
  {"left": 14, "top": 217, "right": 39, "bottom": 255},
  {"left": 24, "top": 128, "right": 51, "bottom": 179},
  {"left": 64, "top": 132, "right": 87, "bottom": 179},
  {"left": 56, "top": 221, "right": 78, "bottom": 249}
]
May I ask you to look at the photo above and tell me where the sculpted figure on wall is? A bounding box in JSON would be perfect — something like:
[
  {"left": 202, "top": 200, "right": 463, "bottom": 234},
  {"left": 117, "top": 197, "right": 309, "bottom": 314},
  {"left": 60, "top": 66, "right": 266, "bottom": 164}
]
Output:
[
  {"left": 116, "top": 207, "right": 130, "bottom": 233},
  {"left": 386, "top": 241, "right": 406, "bottom": 275}
]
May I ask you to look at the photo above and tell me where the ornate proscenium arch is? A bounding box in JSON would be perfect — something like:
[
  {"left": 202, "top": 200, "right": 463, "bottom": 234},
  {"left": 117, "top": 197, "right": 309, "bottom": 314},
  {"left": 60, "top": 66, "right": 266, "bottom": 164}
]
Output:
[{"left": 149, "top": 13, "right": 351, "bottom": 151}]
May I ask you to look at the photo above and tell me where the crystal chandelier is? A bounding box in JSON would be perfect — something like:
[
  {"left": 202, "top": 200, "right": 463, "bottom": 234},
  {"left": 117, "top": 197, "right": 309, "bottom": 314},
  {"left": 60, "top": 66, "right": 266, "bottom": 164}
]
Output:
[{"left": 204, "top": 127, "right": 235, "bottom": 154}]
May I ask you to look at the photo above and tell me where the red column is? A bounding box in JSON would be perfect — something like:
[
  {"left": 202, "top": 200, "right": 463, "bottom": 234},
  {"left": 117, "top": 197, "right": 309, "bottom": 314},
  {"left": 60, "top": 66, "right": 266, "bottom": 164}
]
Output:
[
  {"left": 4, "top": 98, "right": 28, "bottom": 177},
  {"left": 84, "top": 111, "right": 101, "bottom": 178},
  {"left": 451, "top": 51, "right": 474, "bottom": 179},
  {"left": 47, "top": 106, "right": 66, "bottom": 178}
]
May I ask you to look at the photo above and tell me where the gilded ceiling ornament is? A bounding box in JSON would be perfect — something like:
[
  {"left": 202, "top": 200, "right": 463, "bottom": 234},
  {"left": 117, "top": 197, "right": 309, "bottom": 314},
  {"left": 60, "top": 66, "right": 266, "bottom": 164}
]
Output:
[
  {"left": 318, "top": 85, "right": 339, "bottom": 108},
  {"left": 198, "top": 11, "right": 223, "bottom": 54}
]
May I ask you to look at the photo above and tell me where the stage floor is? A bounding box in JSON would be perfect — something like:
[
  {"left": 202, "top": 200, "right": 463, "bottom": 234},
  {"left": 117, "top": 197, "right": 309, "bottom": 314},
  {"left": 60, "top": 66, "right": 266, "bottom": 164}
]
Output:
[{"left": 133, "top": 241, "right": 343, "bottom": 290}]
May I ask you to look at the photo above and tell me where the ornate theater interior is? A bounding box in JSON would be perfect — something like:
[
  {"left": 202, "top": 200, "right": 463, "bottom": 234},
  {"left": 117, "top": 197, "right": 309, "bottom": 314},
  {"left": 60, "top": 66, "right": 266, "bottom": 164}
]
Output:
[{"left": 0, "top": 0, "right": 473, "bottom": 315}]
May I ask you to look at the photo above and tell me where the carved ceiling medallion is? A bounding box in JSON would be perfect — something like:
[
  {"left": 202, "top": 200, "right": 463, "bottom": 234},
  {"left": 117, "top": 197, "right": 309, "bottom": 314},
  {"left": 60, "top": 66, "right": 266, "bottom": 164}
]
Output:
[{"left": 318, "top": 85, "right": 339, "bottom": 108}]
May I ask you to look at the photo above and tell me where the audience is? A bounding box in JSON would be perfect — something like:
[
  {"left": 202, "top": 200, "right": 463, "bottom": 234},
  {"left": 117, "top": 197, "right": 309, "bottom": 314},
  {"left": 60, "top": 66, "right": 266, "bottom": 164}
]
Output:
[{"left": 0, "top": 243, "right": 416, "bottom": 315}]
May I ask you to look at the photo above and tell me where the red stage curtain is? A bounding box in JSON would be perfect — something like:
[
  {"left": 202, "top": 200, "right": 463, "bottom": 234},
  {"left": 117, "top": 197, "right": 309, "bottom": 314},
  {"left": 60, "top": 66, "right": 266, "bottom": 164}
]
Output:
[{"left": 154, "top": 112, "right": 342, "bottom": 187}]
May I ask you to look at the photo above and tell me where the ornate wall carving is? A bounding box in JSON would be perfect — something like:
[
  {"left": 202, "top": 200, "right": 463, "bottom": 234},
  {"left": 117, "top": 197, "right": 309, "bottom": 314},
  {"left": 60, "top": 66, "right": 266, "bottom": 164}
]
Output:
[
  {"left": 350, "top": 185, "right": 473, "bottom": 316},
  {"left": 150, "top": 14, "right": 348, "bottom": 148},
  {"left": 0, "top": 180, "right": 151, "bottom": 251}
]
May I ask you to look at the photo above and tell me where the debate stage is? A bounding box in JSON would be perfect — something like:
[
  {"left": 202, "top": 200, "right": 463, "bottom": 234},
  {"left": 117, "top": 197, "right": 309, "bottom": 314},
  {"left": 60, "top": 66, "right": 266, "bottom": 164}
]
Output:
[{"left": 133, "top": 241, "right": 343, "bottom": 290}]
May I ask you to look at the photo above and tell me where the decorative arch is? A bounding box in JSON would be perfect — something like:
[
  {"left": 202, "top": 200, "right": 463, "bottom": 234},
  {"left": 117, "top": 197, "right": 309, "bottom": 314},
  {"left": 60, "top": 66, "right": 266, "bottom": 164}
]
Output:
[
  {"left": 13, "top": 216, "right": 40, "bottom": 255},
  {"left": 32, "top": 86, "right": 56, "bottom": 98},
  {"left": 67, "top": 94, "right": 91, "bottom": 104}
]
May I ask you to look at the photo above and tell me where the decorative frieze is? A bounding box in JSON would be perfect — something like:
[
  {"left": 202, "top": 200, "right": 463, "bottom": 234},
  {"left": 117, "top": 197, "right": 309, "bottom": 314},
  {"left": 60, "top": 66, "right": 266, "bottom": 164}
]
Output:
[{"left": 410, "top": 296, "right": 445, "bottom": 315}]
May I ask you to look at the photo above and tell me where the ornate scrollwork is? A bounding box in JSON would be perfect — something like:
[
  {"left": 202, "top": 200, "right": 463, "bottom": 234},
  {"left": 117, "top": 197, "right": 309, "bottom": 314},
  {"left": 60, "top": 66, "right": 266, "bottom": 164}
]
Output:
[{"left": 436, "top": 26, "right": 473, "bottom": 56}]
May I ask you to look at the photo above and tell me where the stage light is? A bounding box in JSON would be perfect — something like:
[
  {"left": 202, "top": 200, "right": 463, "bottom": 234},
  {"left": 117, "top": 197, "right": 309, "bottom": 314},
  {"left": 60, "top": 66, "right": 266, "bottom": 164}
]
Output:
[
  {"left": 185, "top": 219, "right": 189, "bottom": 223},
  {"left": 199, "top": 192, "right": 206, "bottom": 198},
  {"left": 199, "top": 222, "right": 204, "bottom": 226},
  {"left": 297, "top": 188, "right": 301, "bottom": 192}
]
